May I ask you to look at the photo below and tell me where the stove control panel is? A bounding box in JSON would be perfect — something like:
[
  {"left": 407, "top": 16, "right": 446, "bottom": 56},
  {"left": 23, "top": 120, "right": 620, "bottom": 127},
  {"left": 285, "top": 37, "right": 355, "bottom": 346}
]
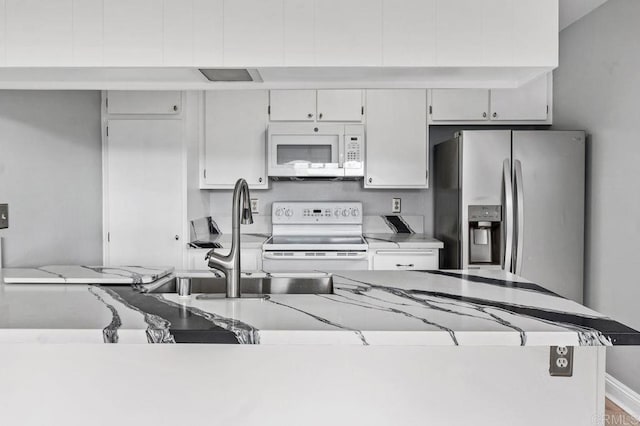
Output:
[{"left": 272, "top": 202, "right": 363, "bottom": 224}]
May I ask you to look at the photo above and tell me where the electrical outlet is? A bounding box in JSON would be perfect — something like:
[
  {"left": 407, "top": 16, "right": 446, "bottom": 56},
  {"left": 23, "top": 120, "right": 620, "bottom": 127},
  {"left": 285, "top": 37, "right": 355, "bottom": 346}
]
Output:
[
  {"left": 392, "top": 198, "right": 401, "bottom": 214},
  {"left": 250, "top": 198, "right": 259, "bottom": 214},
  {"left": 0, "top": 204, "right": 8, "bottom": 229},
  {"left": 549, "top": 346, "right": 573, "bottom": 377}
]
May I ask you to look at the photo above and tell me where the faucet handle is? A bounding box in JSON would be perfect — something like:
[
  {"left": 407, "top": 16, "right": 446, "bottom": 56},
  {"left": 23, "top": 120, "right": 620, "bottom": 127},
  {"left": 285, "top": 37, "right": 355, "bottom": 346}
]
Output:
[{"left": 204, "top": 249, "right": 216, "bottom": 261}]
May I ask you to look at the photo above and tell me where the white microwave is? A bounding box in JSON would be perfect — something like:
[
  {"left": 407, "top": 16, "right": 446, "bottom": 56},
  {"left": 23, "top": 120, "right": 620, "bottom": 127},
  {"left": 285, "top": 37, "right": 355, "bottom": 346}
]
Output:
[{"left": 267, "top": 123, "right": 365, "bottom": 179}]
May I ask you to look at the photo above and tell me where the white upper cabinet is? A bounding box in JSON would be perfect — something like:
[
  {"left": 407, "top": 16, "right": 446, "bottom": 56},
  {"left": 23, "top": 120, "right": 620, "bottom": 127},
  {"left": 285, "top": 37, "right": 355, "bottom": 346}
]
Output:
[
  {"left": 203, "top": 91, "right": 269, "bottom": 189},
  {"left": 430, "top": 89, "right": 490, "bottom": 121},
  {"left": 315, "top": 0, "right": 382, "bottom": 66},
  {"left": 5, "top": 0, "right": 73, "bottom": 66},
  {"left": 270, "top": 90, "right": 363, "bottom": 122},
  {"left": 72, "top": 0, "right": 103, "bottom": 66},
  {"left": 192, "top": 0, "right": 223, "bottom": 66},
  {"left": 513, "top": 0, "right": 558, "bottom": 66},
  {"left": 106, "top": 91, "right": 182, "bottom": 115},
  {"left": 382, "top": 0, "right": 436, "bottom": 66},
  {"left": 0, "top": 0, "right": 558, "bottom": 73},
  {"left": 429, "top": 73, "right": 551, "bottom": 123},
  {"left": 103, "top": 0, "right": 163, "bottom": 66},
  {"left": 223, "top": 0, "right": 284, "bottom": 66},
  {"left": 435, "top": 0, "right": 485, "bottom": 66},
  {"left": 316, "top": 90, "right": 363, "bottom": 122},
  {"left": 365, "top": 90, "right": 428, "bottom": 188},
  {"left": 163, "top": 0, "right": 193, "bottom": 66},
  {"left": 283, "top": 0, "right": 315, "bottom": 65},
  {"left": 490, "top": 73, "right": 550, "bottom": 121},
  {"left": 269, "top": 90, "right": 317, "bottom": 121}
]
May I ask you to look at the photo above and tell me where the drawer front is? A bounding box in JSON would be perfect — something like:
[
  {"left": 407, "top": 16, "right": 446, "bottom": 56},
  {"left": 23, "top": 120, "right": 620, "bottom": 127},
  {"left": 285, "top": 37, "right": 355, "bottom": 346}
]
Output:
[{"left": 372, "top": 250, "right": 438, "bottom": 270}]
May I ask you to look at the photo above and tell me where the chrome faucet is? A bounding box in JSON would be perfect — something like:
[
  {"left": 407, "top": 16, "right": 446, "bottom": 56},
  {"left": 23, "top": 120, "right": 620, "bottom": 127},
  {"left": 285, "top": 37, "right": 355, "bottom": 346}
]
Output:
[{"left": 205, "top": 178, "right": 254, "bottom": 298}]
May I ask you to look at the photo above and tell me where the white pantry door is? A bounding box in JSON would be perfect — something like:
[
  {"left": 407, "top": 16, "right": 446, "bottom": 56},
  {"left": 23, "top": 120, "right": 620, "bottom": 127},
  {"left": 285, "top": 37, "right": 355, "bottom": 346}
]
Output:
[{"left": 105, "top": 120, "right": 184, "bottom": 268}]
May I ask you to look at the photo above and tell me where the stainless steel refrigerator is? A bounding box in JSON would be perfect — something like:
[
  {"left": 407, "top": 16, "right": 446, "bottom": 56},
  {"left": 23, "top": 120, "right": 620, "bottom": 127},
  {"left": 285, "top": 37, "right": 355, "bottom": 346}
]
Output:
[{"left": 434, "top": 130, "right": 585, "bottom": 302}]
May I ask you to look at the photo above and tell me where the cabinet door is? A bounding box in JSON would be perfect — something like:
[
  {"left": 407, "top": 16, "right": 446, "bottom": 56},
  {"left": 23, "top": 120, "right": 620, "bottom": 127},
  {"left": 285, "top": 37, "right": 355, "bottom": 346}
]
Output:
[
  {"left": 107, "top": 91, "right": 181, "bottom": 115},
  {"left": 72, "top": 0, "right": 103, "bottom": 66},
  {"left": 490, "top": 73, "right": 549, "bottom": 121},
  {"left": 382, "top": 0, "right": 436, "bottom": 66},
  {"left": 435, "top": 0, "right": 484, "bottom": 66},
  {"left": 283, "top": 0, "right": 315, "bottom": 66},
  {"left": 163, "top": 0, "right": 193, "bottom": 65},
  {"left": 106, "top": 120, "right": 184, "bottom": 268},
  {"left": 5, "top": 0, "right": 73, "bottom": 66},
  {"left": 103, "top": 0, "right": 163, "bottom": 66},
  {"left": 316, "top": 90, "right": 363, "bottom": 122},
  {"left": 193, "top": 0, "right": 223, "bottom": 66},
  {"left": 204, "top": 90, "right": 269, "bottom": 189},
  {"left": 315, "top": 0, "right": 382, "bottom": 66},
  {"left": 430, "top": 89, "right": 490, "bottom": 121},
  {"left": 365, "top": 90, "right": 428, "bottom": 188},
  {"left": 269, "top": 90, "right": 317, "bottom": 121},
  {"left": 223, "top": 0, "right": 284, "bottom": 66}
]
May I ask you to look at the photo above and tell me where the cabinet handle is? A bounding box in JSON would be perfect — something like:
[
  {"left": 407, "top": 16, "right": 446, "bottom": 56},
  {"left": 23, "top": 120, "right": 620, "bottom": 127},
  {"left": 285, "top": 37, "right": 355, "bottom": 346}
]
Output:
[
  {"left": 368, "top": 177, "right": 372, "bottom": 183},
  {"left": 175, "top": 235, "right": 180, "bottom": 241},
  {"left": 307, "top": 113, "right": 313, "bottom": 118},
  {"left": 492, "top": 112, "right": 498, "bottom": 118},
  {"left": 318, "top": 113, "right": 323, "bottom": 120},
  {"left": 258, "top": 177, "right": 263, "bottom": 183},
  {"left": 173, "top": 105, "right": 178, "bottom": 112},
  {"left": 482, "top": 112, "right": 487, "bottom": 118},
  {"left": 395, "top": 264, "right": 414, "bottom": 268}
]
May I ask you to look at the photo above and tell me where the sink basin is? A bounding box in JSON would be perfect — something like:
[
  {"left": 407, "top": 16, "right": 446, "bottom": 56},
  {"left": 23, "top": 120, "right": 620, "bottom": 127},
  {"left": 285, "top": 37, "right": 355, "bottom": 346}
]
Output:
[{"left": 146, "top": 272, "right": 334, "bottom": 296}]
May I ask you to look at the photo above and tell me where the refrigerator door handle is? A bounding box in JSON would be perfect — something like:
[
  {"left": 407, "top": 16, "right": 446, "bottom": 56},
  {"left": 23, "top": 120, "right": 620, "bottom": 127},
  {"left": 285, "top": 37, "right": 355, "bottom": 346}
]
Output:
[
  {"left": 514, "top": 159, "right": 525, "bottom": 275},
  {"left": 502, "top": 159, "right": 514, "bottom": 272}
]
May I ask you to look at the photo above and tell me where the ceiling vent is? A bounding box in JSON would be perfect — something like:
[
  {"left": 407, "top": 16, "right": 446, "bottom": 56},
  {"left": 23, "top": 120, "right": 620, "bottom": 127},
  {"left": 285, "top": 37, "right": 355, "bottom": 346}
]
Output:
[{"left": 199, "top": 68, "right": 263, "bottom": 82}]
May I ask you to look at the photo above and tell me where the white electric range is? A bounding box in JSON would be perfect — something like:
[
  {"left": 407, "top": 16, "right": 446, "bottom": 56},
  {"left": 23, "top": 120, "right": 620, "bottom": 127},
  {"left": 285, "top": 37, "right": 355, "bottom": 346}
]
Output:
[{"left": 262, "top": 202, "right": 368, "bottom": 272}]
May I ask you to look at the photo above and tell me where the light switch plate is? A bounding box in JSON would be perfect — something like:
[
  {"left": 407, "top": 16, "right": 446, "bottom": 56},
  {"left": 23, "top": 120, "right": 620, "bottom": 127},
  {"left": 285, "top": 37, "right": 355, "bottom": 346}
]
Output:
[
  {"left": 0, "top": 204, "right": 8, "bottom": 229},
  {"left": 250, "top": 199, "right": 259, "bottom": 214},
  {"left": 392, "top": 198, "right": 401, "bottom": 214}
]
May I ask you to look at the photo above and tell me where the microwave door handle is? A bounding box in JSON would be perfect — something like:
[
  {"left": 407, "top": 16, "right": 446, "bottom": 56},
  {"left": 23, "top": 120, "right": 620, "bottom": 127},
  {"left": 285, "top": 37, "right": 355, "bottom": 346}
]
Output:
[{"left": 338, "top": 134, "right": 345, "bottom": 167}]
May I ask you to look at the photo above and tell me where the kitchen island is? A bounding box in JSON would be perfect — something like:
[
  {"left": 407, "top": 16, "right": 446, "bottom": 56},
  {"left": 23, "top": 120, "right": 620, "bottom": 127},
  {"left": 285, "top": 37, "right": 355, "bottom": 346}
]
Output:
[{"left": 0, "top": 269, "right": 638, "bottom": 425}]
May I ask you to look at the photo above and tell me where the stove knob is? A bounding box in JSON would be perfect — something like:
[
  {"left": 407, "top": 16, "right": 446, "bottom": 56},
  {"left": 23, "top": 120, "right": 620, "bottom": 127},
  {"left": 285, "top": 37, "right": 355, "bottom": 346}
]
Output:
[
  {"left": 285, "top": 209, "right": 294, "bottom": 217},
  {"left": 342, "top": 208, "right": 350, "bottom": 217},
  {"left": 275, "top": 208, "right": 283, "bottom": 216},
  {"left": 334, "top": 208, "right": 341, "bottom": 217},
  {"left": 351, "top": 208, "right": 360, "bottom": 217}
]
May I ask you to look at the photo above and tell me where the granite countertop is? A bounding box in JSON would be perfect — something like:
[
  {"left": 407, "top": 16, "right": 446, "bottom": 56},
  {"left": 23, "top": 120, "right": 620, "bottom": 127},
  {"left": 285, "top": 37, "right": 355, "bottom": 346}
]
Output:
[
  {"left": 0, "top": 269, "right": 638, "bottom": 347},
  {"left": 365, "top": 233, "right": 444, "bottom": 249}
]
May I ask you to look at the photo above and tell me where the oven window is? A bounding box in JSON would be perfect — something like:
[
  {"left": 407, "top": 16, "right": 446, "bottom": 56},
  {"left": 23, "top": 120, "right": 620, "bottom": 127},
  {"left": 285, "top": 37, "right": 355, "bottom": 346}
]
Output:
[{"left": 277, "top": 145, "right": 332, "bottom": 165}]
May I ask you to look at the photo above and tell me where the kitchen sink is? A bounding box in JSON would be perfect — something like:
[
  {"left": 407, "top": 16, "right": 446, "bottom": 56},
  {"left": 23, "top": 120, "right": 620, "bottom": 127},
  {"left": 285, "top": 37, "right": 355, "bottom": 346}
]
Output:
[{"left": 146, "top": 272, "right": 334, "bottom": 296}]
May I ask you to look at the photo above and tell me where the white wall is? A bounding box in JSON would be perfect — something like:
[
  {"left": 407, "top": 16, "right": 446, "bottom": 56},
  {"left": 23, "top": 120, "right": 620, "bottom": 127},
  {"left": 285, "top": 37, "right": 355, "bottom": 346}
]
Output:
[
  {"left": 553, "top": 0, "right": 640, "bottom": 394},
  {"left": 0, "top": 91, "right": 102, "bottom": 267}
]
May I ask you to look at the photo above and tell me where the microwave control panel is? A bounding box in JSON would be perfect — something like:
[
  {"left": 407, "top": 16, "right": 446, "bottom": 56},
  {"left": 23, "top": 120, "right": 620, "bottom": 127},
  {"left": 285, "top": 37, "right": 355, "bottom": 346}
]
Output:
[{"left": 345, "top": 135, "right": 363, "bottom": 162}]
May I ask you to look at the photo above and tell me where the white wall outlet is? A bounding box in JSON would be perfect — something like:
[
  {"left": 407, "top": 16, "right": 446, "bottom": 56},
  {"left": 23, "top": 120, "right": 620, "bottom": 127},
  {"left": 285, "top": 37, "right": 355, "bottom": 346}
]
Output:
[
  {"left": 549, "top": 346, "right": 573, "bottom": 377},
  {"left": 392, "top": 198, "right": 401, "bottom": 214},
  {"left": 250, "top": 198, "right": 259, "bottom": 214}
]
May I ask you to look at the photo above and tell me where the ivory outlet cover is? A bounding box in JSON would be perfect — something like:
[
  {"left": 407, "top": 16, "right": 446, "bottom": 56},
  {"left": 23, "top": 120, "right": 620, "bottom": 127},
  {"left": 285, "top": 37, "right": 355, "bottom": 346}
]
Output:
[
  {"left": 392, "top": 198, "right": 401, "bottom": 214},
  {"left": 250, "top": 199, "right": 259, "bottom": 214}
]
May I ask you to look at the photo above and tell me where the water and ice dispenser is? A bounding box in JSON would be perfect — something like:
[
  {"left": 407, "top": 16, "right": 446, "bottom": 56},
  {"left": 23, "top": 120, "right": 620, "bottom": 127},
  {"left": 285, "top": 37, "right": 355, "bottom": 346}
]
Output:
[{"left": 468, "top": 205, "right": 502, "bottom": 267}]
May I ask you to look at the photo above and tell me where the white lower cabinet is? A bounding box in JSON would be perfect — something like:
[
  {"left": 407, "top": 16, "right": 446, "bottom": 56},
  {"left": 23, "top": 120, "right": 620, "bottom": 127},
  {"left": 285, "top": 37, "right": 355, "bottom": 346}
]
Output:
[
  {"left": 189, "top": 248, "right": 262, "bottom": 271},
  {"left": 370, "top": 249, "right": 439, "bottom": 271},
  {"left": 104, "top": 119, "right": 185, "bottom": 268},
  {"left": 202, "top": 90, "right": 269, "bottom": 189},
  {"left": 106, "top": 90, "right": 181, "bottom": 114}
]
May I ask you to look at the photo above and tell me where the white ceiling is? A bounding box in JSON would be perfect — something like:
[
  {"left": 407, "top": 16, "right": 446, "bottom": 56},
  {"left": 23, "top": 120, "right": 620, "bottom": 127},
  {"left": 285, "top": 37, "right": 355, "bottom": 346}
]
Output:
[{"left": 560, "top": 0, "right": 608, "bottom": 30}]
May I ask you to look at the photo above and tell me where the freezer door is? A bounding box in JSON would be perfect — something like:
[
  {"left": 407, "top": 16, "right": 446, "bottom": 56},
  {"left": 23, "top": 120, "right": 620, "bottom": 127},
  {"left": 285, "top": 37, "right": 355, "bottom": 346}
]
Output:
[
  {"left": 460, "top": 130, "right": 512, "bottom": 269},
  {"left": 512, "top": 131, "right": 585, "bottom": 302}
]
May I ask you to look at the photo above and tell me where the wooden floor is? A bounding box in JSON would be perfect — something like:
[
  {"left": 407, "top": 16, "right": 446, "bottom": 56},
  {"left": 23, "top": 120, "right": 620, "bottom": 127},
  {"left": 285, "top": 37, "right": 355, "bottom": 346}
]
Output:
[{"left": 605, "top": 398, "right": 638, "bottom": 425}]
